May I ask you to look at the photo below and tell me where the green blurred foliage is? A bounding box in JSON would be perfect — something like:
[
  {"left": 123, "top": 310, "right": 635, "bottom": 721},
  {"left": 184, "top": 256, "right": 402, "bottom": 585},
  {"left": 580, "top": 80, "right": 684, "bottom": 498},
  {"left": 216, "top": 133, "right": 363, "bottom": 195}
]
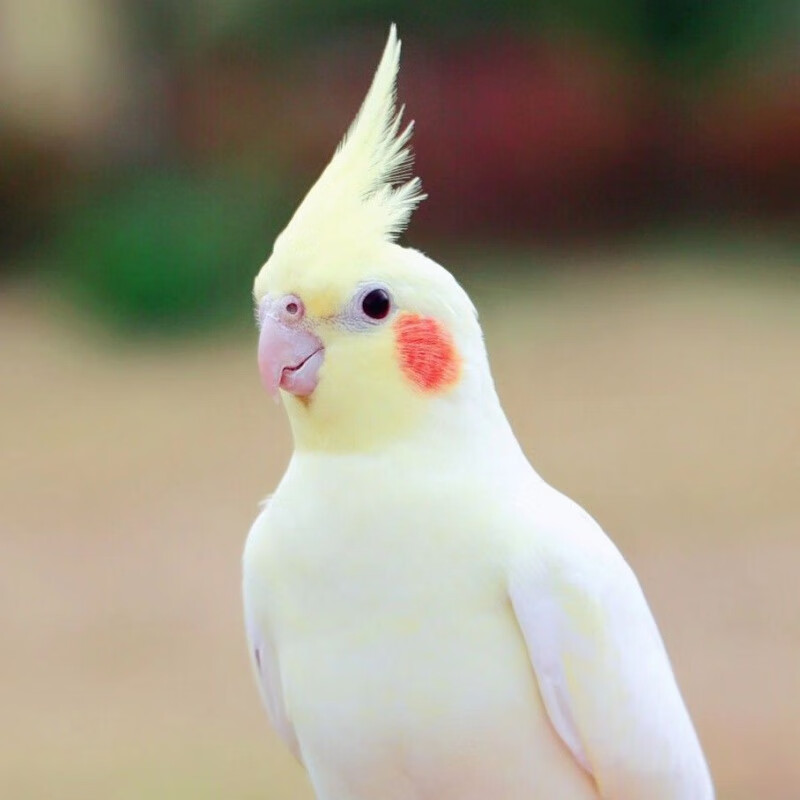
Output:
[{"left": 57, "top": 171, "right": 291, "bottom": 333}]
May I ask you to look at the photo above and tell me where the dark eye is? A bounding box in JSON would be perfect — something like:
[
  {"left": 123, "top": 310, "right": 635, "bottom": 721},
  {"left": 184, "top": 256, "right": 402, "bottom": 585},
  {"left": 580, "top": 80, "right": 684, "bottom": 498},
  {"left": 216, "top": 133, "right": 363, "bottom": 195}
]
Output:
[{"left": 361, "top": 288, "right": 391, "bottom": 320}]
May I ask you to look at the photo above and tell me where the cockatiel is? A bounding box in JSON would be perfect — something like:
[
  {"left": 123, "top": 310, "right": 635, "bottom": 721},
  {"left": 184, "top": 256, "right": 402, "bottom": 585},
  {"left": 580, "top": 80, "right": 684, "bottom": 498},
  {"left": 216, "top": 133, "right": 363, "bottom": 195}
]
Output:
[{"left": 243, "top": 25, "right": 713, "bottom": 800}]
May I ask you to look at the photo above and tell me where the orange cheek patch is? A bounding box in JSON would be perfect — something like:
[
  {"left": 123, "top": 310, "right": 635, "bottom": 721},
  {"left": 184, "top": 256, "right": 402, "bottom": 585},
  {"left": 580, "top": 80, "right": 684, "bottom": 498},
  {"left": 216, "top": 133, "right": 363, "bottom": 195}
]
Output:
[{"left": 394, "top": 313, "right": 461, "bottom": 392}]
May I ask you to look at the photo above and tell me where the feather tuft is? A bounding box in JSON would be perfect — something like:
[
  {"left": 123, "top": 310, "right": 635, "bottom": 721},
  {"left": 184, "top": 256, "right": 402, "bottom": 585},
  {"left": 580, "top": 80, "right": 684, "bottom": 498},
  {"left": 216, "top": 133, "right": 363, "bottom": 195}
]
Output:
[{"left": 275, "top": 24, "right": 425, "bottom": 252}]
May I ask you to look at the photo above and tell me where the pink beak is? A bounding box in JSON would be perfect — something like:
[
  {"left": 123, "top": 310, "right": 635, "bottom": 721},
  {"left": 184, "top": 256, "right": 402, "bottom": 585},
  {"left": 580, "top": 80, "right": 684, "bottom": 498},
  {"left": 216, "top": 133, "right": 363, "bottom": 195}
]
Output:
[{"left": 257, "top": 295, "right": 324, "bottom": 398}]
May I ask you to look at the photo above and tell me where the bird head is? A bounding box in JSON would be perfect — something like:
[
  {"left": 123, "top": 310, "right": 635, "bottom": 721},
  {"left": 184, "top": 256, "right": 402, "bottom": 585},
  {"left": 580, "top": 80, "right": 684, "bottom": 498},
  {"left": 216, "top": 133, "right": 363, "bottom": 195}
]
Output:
[{"left": 253, "top": 26, "right": 493, "bottom": 453}]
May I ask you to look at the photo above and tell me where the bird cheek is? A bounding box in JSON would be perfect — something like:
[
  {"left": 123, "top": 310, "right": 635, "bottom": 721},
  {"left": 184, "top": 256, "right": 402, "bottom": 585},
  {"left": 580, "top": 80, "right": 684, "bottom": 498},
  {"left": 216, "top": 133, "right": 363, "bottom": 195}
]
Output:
[{"left": 394, "top": 313, "right": 461, "bottom": 392}]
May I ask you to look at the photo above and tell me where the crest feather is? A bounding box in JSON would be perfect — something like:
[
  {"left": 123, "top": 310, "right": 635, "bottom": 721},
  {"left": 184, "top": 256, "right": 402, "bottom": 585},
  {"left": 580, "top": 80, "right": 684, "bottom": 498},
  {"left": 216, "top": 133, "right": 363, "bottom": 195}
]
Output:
[{"left": 276, "top": 24, "right": 425, "bottom": 251}]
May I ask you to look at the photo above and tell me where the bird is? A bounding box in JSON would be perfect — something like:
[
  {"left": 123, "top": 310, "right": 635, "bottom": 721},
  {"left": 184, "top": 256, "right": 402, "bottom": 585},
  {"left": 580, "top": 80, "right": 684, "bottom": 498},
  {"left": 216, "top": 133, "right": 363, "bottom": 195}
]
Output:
[{"left": 242, "top": 24, "right": 714, "bottom": 800}]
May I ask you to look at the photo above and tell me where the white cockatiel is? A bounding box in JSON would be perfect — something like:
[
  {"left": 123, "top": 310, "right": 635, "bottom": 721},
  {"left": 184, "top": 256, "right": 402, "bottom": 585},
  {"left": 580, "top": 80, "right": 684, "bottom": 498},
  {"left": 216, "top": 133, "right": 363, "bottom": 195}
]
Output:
[{"left": 243, "top": 25, "right": 714, "bottom": 800}]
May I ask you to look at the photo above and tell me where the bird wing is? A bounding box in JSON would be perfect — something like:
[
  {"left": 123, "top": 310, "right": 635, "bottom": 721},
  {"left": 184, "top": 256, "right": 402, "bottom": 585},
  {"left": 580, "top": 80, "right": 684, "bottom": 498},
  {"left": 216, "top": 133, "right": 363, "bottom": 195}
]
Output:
[
  {"left": 243, "top": 513, "right": 300, "bottom": 761},
  {"left": 508, "top": 488, "right": 713, "bottom": 800}
]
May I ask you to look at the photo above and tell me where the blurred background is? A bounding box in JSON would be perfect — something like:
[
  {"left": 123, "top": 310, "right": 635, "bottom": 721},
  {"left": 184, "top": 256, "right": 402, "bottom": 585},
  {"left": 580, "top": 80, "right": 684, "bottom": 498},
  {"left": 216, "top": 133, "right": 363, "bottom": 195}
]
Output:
[{"left": 1, "top": 1, "right": 798, "bottom": 798}]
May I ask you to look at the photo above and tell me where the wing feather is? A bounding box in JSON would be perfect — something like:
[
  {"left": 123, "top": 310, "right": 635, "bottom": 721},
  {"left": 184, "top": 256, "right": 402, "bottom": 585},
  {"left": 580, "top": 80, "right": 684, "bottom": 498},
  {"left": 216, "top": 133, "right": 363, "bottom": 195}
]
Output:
[
  {"left": 243, "top": 513, "right": 301, "bottom": 761},
  {"left": 509, "top": 490, "right": 714, "bottom": 799}
]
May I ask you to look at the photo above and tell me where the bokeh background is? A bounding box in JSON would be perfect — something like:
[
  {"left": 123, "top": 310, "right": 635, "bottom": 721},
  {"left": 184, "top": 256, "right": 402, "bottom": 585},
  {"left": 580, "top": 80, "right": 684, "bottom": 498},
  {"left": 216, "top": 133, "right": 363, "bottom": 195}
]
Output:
[{"left": 2, "top": 1, "right": 799, "bottom": 798}]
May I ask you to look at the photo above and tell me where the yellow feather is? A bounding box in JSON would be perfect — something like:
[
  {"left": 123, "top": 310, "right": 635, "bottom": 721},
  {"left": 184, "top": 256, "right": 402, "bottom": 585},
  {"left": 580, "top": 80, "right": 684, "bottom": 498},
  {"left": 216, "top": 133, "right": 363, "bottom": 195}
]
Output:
[{"left": 254, "top": 24, "right": 425, "bottom": 302}]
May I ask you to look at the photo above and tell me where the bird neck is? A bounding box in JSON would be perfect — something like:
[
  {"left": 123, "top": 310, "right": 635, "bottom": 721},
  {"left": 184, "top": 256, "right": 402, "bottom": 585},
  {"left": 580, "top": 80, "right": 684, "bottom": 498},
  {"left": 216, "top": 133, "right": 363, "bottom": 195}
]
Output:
[{"left": 282, "top": 348, "right": 521, "bottom": 466}]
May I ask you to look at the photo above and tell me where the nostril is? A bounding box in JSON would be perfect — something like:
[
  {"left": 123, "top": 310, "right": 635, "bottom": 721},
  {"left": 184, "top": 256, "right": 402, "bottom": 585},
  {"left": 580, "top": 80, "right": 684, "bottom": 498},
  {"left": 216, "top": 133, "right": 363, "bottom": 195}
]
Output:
[{"left": 281, "top": 295, "right": 304, "bottom": 321}]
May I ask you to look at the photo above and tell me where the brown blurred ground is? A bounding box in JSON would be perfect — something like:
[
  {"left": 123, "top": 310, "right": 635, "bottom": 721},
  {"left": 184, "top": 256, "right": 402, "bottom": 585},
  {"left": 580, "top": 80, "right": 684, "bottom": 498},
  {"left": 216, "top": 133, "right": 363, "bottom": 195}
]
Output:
[{"left": 2, "top": 251, "right": 799, "bottom": 800}]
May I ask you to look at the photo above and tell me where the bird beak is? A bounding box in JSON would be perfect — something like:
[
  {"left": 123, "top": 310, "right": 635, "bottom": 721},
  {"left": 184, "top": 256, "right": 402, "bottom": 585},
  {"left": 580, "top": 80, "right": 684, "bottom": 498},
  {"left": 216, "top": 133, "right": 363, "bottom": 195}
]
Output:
[{"left": 257, "top": 313, "right": 324, "bottom": 398}]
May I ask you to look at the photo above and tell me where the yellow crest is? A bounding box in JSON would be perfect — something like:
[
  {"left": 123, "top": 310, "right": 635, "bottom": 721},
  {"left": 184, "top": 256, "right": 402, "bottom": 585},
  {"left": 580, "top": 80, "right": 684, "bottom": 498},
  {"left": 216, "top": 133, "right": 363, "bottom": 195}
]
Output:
[{"left": 268, "top": 25, "right": 425, "bottom": 261}]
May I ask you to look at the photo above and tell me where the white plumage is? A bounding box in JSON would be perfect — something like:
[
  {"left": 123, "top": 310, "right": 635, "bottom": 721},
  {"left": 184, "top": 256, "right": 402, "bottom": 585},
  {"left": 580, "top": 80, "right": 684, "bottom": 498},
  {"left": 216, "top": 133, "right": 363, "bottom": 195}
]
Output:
[{"left": 244, "top": 24, "right": 714, "bottom": 800}]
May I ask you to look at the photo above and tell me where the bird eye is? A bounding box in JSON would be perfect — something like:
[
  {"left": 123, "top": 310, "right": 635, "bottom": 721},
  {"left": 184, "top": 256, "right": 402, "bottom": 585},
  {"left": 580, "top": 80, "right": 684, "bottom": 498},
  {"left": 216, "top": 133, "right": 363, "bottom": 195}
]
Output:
[{"left": 361, "top": 288, "right": 391, "bottom": 320}]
